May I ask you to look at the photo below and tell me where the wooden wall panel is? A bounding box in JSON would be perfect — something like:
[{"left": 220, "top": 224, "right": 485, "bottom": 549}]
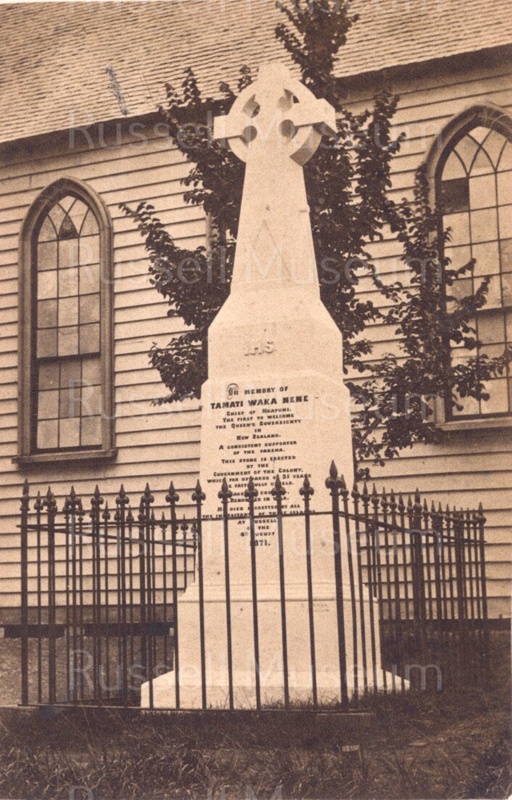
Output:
[{"left": 0, "top": 59, "right": 510, "bottom": 618}]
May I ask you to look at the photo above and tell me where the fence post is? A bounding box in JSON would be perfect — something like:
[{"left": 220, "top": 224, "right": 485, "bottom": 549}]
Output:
[
  {"left": 389, "top": 490, "right": 403, "bottom": 693},
  {"left": 76, "top": 494, "right": 86, "bottom": 702},
  {"left": 300, "top": 475, "right": 318, "bottom": 706},
  {"left": 326, "top": 461, "right": 348, "bottom": 710},
  {"left": 20, "top": 480, "right": 29, "bottom": 706},
  {"left": 361, "top": 482, "right": 378, "bottom": 690},
  {"left": 65, "top": 489, "right": 78, "bottom": 703},
  {"left": 454, "top": 511, "right": 466, "bottom": 622},
  {"left": 371, "top": 485, "right": 387, "bottom": 693},
  {"left": 63, "top": 492, "right": 71, "bottom": 702},
  {"left": 115, "top": 485, "right": 129, "bottom": 705},
  {"left": 90, "top": 486, "right": 104, "bottom": 704},
  {"left": 272, "top": 475, "right": 289, "bottom": 708},
  {"left": 34, "top": 492, "right": 43, "bottom": 705},
  {"left": 431, "top": 502, "right": 445, "bottom": 685},
  {"left": 138, "top": 496, "right": 148, "bottom": 691},
  {"left": 341, "top": 477, "right": 358, "bottom": 703},
  {"left": 453, "top": 509, "right": 470, "bottom": 683},
  {"left": 352, "top": 483, "right": 368, "bottom": 696},
  {"left": 102, "top": 502, "right": 112, "bottom": 701},
  {"left": 126, "top": 505, "right": 135, "bottom": 701},
  {"left": 141, "top": 484, "right": 155, "bottom": 707},
  {"left": 408, "top": 490, "right": 427, "bottom": 687},
  {"left": 411, "top": 490, "right": 426, "bottom": 622},
  {"left": 159, "top": 512, "right": 170, "bottom": 682},
  {"left": 245, "top": 477, "right": 261, "bottom": 710},
  {"left": 218, "top": 478, "right": 234, "bottom": 710},
  {"left": 43, "top": 488, "right": 57, "bottom": 705},
  {"left": 464, "top": 508, "right": 477, "bottom": 684},
  {"left": 192, "top": 480, "right": 207, "bottom": 710},
  {"left": 166, "top": 482, "right": 180, "bottom": 710},
  {"left": 477, "top": 504, "right": 490, "bottom": 685}
]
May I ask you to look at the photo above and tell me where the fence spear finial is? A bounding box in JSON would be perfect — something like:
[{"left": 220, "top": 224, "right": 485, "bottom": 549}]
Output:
[
  {"left": 192, "top": 479, "right": 206, "bottom": 503},
  {"left": 43, "top": 486, "right": 56, "bottom": 512},
  {"left": 90, "top": 486, "right": 103, "bottom": 523},
  {"left": 117, "top": 484, "right": 129, "bottom": 505},
  {"left": 244, "top": 476, "right": 259, "bottom": 502},
  {"left": 272, "top": 474, "right": 286, "bottom": 498},
  {"left": 166, "top": 481, "right": 179, "bottom": 505},
  {"left": 326, "top": 461, "right": 342, "bottom": 493},
  {"left": 300, "top": 474, "right": 314, "bottom": 499},
  {"left": 218, "top": 477, "right": 233, "bottom": 502}
]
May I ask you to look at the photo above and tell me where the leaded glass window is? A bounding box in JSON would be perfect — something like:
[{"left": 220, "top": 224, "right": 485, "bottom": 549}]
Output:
[
  {"left": 441, "top": 123, "right": 512, "bottom": 418},
  {"left": 35, "top": 194, "right": 102, "bottom": 451}
]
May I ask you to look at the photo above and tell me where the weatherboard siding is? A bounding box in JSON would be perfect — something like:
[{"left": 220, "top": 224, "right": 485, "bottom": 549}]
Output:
[
  {"left": 0, "top": 59, "right": 510, "bottom": 616},
  {"left": 345, "top": 61, "right": 512, "bottom": 617},
  {"left": 0, "top": 127, "right": 204, "bottom": 614}
]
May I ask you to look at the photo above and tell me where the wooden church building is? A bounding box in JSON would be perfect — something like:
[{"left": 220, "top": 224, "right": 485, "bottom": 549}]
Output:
[{"left": 0, "top": 0, "right": 510, "bottom": 624}]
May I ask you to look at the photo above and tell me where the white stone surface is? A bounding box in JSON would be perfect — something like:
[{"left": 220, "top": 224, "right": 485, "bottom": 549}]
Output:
[{"left": 142, "top": 63, "right": 385, "bottom": 708}]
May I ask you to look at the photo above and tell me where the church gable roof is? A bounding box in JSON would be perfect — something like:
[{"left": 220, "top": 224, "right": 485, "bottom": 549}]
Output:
[{"left": 0, "top": 0, "right": 510, "bottom": 146}]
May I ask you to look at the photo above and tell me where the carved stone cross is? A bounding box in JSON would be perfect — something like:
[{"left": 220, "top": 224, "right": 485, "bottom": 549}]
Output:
[
  {"left": 213, "top": 64, "right": 336, "bottom": 289},
  {"left": 214, "top": 63, "right": 335, "bottom": 166}
]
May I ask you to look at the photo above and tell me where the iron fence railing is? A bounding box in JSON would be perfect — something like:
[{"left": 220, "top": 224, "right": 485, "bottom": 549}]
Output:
[{"left": 19, "top": 464, "right": 490, "bottom": 709}]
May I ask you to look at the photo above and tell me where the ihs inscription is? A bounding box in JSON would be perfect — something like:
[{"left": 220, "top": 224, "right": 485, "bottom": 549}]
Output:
[{"left": 245, "top": 340, "right": 275, "bottom": 356}]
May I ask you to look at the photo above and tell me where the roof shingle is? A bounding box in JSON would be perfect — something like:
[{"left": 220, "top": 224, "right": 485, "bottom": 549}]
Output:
[{"left": 0, "top": 0, "right": 510, "bottom": 146}]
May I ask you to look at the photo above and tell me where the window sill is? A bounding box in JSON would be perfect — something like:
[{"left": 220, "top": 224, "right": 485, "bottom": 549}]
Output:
[
  {"left": 14, "top": 449, "right": 118, "bottom": 467},
  {"left": 440, "top": 417, "right": 512, "bottom": 433}
]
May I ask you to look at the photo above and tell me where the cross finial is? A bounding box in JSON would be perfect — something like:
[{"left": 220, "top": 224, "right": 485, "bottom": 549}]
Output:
[{"left": 214, "top": 63, "right": 336, "bottom": 165}]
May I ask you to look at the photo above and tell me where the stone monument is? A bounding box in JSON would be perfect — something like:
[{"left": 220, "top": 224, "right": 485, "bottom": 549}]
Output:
[{"left": 142, "top": 63, "right": 384, "bottom": 708}]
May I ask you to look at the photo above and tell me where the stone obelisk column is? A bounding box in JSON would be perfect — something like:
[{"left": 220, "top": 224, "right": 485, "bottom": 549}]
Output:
[{"left": 143, "top": 63, "right": 384, "bottom": 708}]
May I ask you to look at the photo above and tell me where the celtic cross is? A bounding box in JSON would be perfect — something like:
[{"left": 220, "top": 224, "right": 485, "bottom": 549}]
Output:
[{"left": 213, "top": 64, "right": 336, "bottom": 289}]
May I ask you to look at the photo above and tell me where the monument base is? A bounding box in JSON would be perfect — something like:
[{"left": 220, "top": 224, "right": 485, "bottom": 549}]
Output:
[{"left": 141, "top": 582, "right": 389, "bottom": 709}]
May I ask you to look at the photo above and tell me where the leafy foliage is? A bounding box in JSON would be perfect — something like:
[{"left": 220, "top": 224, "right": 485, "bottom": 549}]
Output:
[
  {"left": 122, "top": 0, "right": 509, "bottom": 476},
  {"left": 350, "top": 167, "right": 509, "bottom": 469}
]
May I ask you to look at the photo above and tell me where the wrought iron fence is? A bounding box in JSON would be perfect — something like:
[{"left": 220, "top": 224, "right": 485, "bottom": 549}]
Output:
[{"left": 19, "top": 464, "right": 490, "bottom": 709}]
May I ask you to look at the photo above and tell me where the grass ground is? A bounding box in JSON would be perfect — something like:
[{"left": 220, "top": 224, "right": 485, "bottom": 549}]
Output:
[{"left": 0, "top": 634, "right": 509, "bottom": 800}]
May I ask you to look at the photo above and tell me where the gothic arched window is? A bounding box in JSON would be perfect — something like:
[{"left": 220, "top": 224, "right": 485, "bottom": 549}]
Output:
[
  {"left": 436, "top": 111, "right": 512, "bottom": 419},
  {"left": 18, "top": 179, "right": 115, "bottom": 463}
]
